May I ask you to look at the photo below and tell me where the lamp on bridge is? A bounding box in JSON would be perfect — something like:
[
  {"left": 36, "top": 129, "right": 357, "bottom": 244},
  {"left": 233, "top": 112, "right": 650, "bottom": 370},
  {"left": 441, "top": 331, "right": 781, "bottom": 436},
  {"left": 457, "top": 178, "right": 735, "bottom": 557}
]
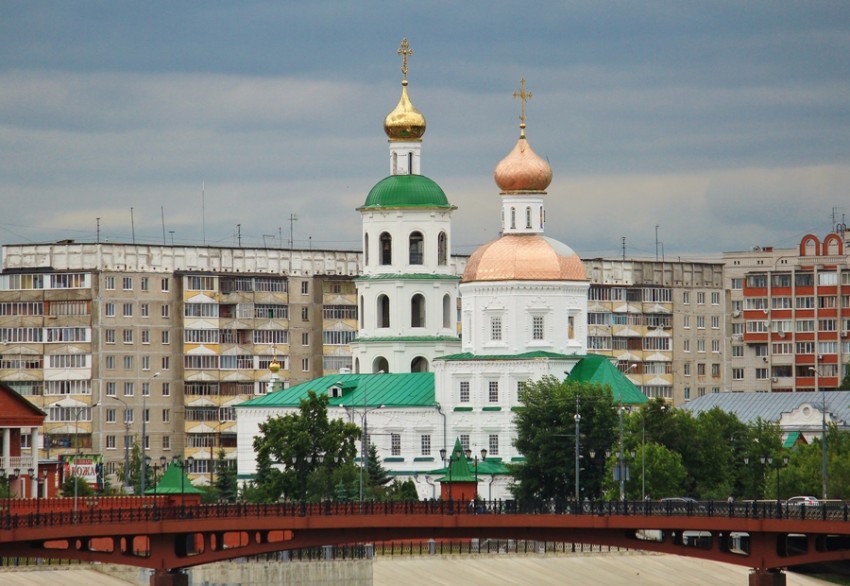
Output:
[
  {"left": 146, "top": 455, "right": 168, "bottom": 496},
  {"left": 172, "top": 456, "right": 195, "bottom": 510}
]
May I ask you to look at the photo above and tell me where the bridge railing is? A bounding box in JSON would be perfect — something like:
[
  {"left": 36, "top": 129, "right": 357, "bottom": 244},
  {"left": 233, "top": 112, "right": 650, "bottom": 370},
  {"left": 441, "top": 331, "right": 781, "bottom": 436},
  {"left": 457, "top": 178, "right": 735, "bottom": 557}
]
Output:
[{"left": 0, "top": 498, "right": 847, "bottom": 530}]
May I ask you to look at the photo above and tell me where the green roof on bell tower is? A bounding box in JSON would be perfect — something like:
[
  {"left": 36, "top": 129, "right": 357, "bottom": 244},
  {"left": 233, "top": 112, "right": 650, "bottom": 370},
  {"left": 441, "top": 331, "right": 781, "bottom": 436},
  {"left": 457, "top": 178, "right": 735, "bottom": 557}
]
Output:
[{"left": 360, "top": 174, "right": 454, "bottom": 210}]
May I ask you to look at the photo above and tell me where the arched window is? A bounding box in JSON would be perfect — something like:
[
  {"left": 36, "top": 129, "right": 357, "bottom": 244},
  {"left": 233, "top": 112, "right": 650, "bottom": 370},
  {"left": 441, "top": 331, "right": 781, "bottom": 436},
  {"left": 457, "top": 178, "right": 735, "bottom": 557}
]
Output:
[
  {"left": 354, "top": 357, "right": 360, "bottom": 374},
  {"left": 407, "top": 152, "right": 414, "bottom": 174},
  {"left": 409, "top": 231, "right": 424, "bottom": 265},
  {"left": 359, "top": 295, "right": 365, "bottom": 329},
  {"left": 377, "top": 295, "right": 390, "bottom": 328},
  {"left": 373, "top": 356, "right": 389, "bottom": 373},
  {"left": 411, "top": 293, "right": 426, "bottom": 328},
  {"left": 510, "top": 207, "right": 516, "bottom": 229},
  {"left": 442, "top": 294, "right": 452, "bottom": 329},
  {"left": 364, "top": 233, "right": 369, "bottom": 266},
  {"left": 380, "top": 232, "right": 392, "bottom": 265},
  {"left": 392, "top": 152, "right": 397, "bottom": 174},
  {"left": 438, "top": 232, "right": 448, "bottom": 265},
  {"left": 526, "top": 207, "right": 532, "bottom": 229},
  {"left": 411, "top": 356, "right": 429, "bottom": 372}
]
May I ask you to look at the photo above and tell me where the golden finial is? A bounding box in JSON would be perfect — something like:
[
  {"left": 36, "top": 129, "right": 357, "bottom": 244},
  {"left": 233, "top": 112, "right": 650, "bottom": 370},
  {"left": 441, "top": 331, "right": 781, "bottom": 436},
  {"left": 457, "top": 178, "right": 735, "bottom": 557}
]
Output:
[
  {"left": 512, "top": 77, "right": 533, "bottom": 138},
  {"left": 397, "top": 38, "right": 413, "bottom": 85}
]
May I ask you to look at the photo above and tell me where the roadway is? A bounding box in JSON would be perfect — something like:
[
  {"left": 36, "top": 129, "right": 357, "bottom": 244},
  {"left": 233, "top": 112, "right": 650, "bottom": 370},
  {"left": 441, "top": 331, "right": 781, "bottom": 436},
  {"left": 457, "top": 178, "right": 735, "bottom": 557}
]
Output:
[{"left": 0, "top": 555, "right": 835, "bottom": 586}]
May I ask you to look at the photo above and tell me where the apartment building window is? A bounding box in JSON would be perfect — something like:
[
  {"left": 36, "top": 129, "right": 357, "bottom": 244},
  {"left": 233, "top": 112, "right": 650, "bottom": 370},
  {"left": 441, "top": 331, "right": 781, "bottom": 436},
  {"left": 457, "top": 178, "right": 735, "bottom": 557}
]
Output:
[
  {"left": 488, "top": 381, "right": 499, "bottom": 402},
  {"left": 696, "top": 316, "right": 705, "bottom": 329},
  {"left": 754, "top": 344, "right": 768, "bottom": 357},
  {"left": 711, "top": 316, "right": 720, "bottom": 329},
  {"left": 796, "top": 341, "right": 815, "bottom": 355},
  {"left": 747, "top": 275, "right": 767, "bottom": 288},
  {"left": 161, "top": 278, "right": 170, "bottom": 292},
  {"left": 459, "top": 381, "right": 470, "bottom": 403},
  {"left": 755, "top": 368, "right": 768, "bottom": 380},
  {"left": 162, "top": 382, "right": 170, "bottom": 397},
  {"left": 106, "top": 436, "right": 116, "bottom": 449},
  {"left": 420, "top": 435, "right": 431, "bottom": 456},
  {"left": 683, "top": 362, "right": 691, "bottom": 376},
  {"left": 301, "top": 281, "right": 309, "bottom": 295},
  {"left": 161, "top": 330, "right": 169, "bottom": 344},
  {"left": 106, "top": 382, "right": 116, "bottom": 396},
  {"left": 301, "top": 332, "right": 310, "bottom": 346},
  {"left": 301, "top": 358, "right": 309, "bottom": 372},
  {"left": 140, "top": 277, "right": 149, "bottom": 291},
  {"left": 697, "top": 292, "right": 705, "bottom": 305},
  {"left": 772, "top": 297, "right": 792, "bottom": 309},
  {"left": 122, "top": 303, "right": 133, "bottom": 317},
  {"left": 123, "top": 409, "right": 134, "bottom": 425},
  {"left": 732, "top": 346, "right": 744, "bottom": 357},
  {"left": 459, "top": 435, "right": 470, "bottom": 453},
  {"left": 683, "top": 339, "right": 690, "bottom": 352},
  {"left": 819, "top": 319, "right": 837, "bottom": 331},
  {"left": 105, "top": 276, "right": 115, "bottom": 290},
  {"left": 140, "top": 303, "right": 149, "bottom": 317},
  {"left": 162, "top": 436, "right": 170, "bottom": 450},
  {"left": 161, "top": 304, "right": 170, "bottom": 318},
  {"left": 123, "top": 329, "right": 133, "bottom": 344},
  {"left": 683, "top": 316, "right": 690, "bottom": 329},
  {"left": 731, "top": 278, "right": 743, "bottom": 289},
  {"left": 123, "top": 356, "right": 133, "bottom": 369},
  {"left": 162, "top": 356, "right": 170, "bottom": 370},
  {"left": 684, "top": 387, "right": 691, "bottom": 400},
  {"left": 488, "top": 434, "right": 499, "bottom": 456},
  {"left": 532, "top": 315, "right": 544, "bottom": 340},
  {"left": 122, "top": 277, "right": 133, "bottom": 290},
  {"left": 141, "top": 330, "right": 150, "bottom": 345},
  {"left": 697, "top": 363, "right": 705, "bottom": 376},
  {"left": 818, "top": 341, "right": 838, "bottom": 355},
  {"left": 321, "top": 331, "right": 355, "bottom": 345},
  {"left": 105, "top": 356, "right": 115, "bottom": 369},
  {"left": 105, "top": 408, "right": 116, "bottom": 423},
  {"left": 796, "top": 297, "right": 815, "bottom": 309},
  {"left": 819, "top": 296, "right": 837, "bottom": 309},
  {"left": 105, "top": 329, "right": 116, "bottom": 344},
  {"left": 391, "top": 434, "right": 401, "bottom": 456},
  {"left": 732, "top": 368, "right": 744, "bottom": 380},
  {"left": 142, "top": 356, "right": 150, "bottom": 371},
  {"left": 698, "top": 387, "right": 706, "bottom": 397},
  {"left": 711, "top": 292, "right": 720, "bottom": 305},
  {"left": 697, "top": 340, "right": 705, "bottom": 353},
  {"left": 711, "top": 364, "right": 721, "bottom": 377},
  {"left": 142, "top": 382, "right": 150, "bottom": 396},
  {"left": 796, "top": 320, "right": 815, "bottom": 332},
  {"left": 162, "top": 409, "right": 170, "bottom": 423},
  {"left": 124, "top": 382, "right": 134, "bottom": 396},
  {"left": 712, "top": 339, "right": 721, "bottom": 353},
  {"left": 105, "top": 303, "right": 116, "bottom": 317},
  {"left": 301, "top": 307, "right": 309, "bottom": 321}
]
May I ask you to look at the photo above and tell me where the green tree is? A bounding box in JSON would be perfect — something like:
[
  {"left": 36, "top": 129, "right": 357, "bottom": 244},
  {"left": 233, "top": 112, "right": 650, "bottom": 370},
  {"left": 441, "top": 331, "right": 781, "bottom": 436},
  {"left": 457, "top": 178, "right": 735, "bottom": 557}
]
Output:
[
  {"left": 125, "top": 442, "right": 153, "bottom": 495},
  {"left": 215, "top": 448, "right": 238, "bottom": 502},
  {"left": 252, "top": 391, "right": 361, "bottom": 502},
  {"left": 510, "top": 376, "right": 617, "bottom": 505},
  {"left": 603, "top": 441, "right": 686, "bottom": 499},
  {"left": 364, "top": 443, "right": 391, "bottom": 498},
  {"left": 385, "top": 478, "right": 419, "bottom": 501},
  {"left": 61, "top": 475, "right": 96, "bottom": 498}
]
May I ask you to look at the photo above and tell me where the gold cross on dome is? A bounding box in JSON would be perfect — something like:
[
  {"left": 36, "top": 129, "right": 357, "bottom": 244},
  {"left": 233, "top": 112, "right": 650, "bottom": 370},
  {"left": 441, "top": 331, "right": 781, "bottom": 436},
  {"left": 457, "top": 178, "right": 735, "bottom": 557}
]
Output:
[
  {"left": 513, "top": 77, "right": 532, "bottom": 135},
  {"left": 397, "top": 38, "right": 413, "bottom": 81}
]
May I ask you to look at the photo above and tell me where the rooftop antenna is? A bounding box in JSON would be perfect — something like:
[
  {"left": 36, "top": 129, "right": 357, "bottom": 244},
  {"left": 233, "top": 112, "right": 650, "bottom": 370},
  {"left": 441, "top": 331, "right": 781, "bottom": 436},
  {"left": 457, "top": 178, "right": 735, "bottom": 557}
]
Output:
[
  {"left": 236, "top": 224, "right": 242, "bottom": 247},
  {"left": 655, "top": 225, "right": 659, "bottom": 261},
  {"left": 262, "top": 234, "right": 276, "bottom": 248},
  {"left": 130, "top": 207, "right": 136, "bottom": 244},
  {"left": 161, "top": 206, "right": 167, "bottom": 245},
  {"left": 202, "top": 182, "right": 207, "bottom": 245},
  {"left": 96, "top": 217, "right": 101, "bottom": 244},
  {"left": 169, "top": 230, "right": 175, "bottom": 246},
  {"left": 289, "top": 213, "right": 298, "bottom": 249},
  {"left": 621, "top": 236, "right": 626, "bottom": 261}
]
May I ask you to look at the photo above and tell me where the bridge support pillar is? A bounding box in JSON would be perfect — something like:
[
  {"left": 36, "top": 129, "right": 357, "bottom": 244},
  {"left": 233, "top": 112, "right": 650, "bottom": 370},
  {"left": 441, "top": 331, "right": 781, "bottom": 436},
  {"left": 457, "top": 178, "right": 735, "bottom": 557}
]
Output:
[
  {"left": 150, "top": 569, "right": 189, "bottom": 586},
  {"left": 749, "top": 569, "right": 786, "bottom": 586}
]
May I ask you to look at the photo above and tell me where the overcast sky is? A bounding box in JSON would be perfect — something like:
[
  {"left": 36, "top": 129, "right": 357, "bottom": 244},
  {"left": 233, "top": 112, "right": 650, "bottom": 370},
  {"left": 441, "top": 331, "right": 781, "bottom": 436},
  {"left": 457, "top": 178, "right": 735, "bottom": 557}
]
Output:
[{"left": 1, "top": 2, "right": 849, "bottom": 260}]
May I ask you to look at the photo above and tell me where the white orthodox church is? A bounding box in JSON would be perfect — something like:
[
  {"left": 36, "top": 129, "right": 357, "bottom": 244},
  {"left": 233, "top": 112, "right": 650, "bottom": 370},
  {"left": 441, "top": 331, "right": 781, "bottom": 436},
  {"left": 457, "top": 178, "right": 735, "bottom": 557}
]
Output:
[{"left": 236, "top": 41, "right": 644, "bottom": 500}]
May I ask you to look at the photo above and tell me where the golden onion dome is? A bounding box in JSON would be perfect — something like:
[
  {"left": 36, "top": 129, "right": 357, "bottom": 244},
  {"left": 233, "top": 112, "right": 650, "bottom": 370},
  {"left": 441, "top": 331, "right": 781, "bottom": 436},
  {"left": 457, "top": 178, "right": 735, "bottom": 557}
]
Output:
[
  {"left": 462, "top": 234, "right": 587, "bottom": 282},
  {"left": 494, "top": 136, "right": 552, "bottom": 194},
  {"left": 384, "top": 80, "right": 426, "bottom": 141},
  {"left": 269, "top": 359, "right": 281, "bottom": 374}
]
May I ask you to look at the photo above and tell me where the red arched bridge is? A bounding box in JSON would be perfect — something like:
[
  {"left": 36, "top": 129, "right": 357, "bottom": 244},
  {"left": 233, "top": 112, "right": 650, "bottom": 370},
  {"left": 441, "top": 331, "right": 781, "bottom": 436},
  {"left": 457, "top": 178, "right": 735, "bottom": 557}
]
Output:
[{"left": 1, "top": 498, "right": 849, "bottom": 586}]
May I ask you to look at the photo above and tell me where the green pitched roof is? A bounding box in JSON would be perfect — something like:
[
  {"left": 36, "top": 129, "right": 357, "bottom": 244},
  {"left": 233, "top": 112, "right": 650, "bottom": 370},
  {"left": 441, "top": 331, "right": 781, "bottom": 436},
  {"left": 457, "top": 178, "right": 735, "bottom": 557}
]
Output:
[
  {"left": 237, "top": 372, "right": 436, "bottom": 409},
  {"left": 145, "top": 462, "right": 203, "bottom": 495},
  {"left": 360, "top": 175, "right": 454, "bottom": 209},
  {"left": 783, "top": 430, "right": 803, "bottom": 448},
  {"left": 567, "top": 354, "right": 648, "bottom": 405}
]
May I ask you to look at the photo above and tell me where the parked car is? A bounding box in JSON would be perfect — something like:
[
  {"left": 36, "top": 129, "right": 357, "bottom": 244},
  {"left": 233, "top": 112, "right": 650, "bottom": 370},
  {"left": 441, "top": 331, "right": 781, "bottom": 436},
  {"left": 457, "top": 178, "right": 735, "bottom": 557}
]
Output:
[{"left": 785, "top": 496, "right": 820, "bottom": 507}]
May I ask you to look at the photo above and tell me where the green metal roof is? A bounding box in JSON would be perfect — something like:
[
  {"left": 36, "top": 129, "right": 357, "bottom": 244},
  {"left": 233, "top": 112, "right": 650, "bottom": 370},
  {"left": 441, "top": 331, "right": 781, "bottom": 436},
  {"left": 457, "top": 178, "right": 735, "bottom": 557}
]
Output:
[
  {"left": 783, "top": 430, "right": 803, "bottom": 448},
  {"left": 437, "top": 351, "right": 578, "bottom": 362},
  {"left": 145, "top": 462, "right": 203, "bottom": 495},
  {"left": 360, "top": 175, "right": 454, "bottom": 209},
  {"left": 237, "top": 372, "right": 436, "bottom": 409},
  {"left": 567, "top": 354, "right": 648, "bottom": 405}
]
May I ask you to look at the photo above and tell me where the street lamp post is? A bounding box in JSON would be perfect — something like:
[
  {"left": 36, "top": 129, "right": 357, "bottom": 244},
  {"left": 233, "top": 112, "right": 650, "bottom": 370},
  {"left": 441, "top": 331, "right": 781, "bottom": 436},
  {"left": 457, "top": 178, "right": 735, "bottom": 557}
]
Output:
[
  {"left": 148, "top": 455, "right": 167, "bottom": 496},
  {"left": 140, "top": 372, "right": 160, "bottom": 496},
  {"left": 172, "top": 456, "right": 194, "bottom": 512},
  {"left": 109, "top": 396, "right": 132, "bottom": 492},
  {"left": 808, "top": 365, "right": 828, "bottom": 500},
  {"left": 574, "top": 410, "right": 581, "bottom": 502},
  {"left": 618, "top": 404, "right": 626, "bottom": 501},
  {"left": 439, "top": 447, "right": 459, "bottom": 511}
]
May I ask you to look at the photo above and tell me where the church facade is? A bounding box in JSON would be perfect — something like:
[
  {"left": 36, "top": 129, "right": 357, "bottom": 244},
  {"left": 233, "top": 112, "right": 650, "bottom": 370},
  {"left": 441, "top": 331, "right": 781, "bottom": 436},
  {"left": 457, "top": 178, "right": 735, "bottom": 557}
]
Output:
[{"left": 235, "top": 41, "right": 646, "bottom": 501}]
